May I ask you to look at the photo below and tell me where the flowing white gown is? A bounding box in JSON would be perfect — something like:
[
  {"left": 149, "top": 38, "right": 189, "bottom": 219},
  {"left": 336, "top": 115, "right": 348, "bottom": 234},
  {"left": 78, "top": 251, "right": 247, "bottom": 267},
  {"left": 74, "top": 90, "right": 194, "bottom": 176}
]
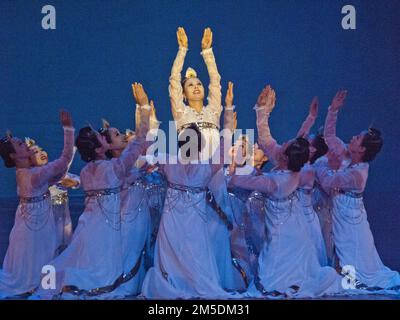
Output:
[
  {"left": 229, "top": 169, "right": 344, "bottom": 298},
  {"left": 31, "top": 137, "right": 150, "bottom": 300},
  {"left": 0, "top": 127, "right": 74, "bottom": 299},
  {"left": 316, "top": 105, "right": 400, "bottom": 293},
  {"left": 141, "top": 152, "right": 238, "bottom": 299}
]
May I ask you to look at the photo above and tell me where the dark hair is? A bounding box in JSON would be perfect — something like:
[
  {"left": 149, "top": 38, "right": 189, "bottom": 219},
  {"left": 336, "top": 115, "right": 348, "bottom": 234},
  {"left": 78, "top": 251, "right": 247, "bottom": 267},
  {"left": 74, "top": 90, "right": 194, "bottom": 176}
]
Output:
[
  {"left": 98, "top": 128, "right": 113, "bottom": 159},
  {"left": 310, "top": 133, "right": 328, "bottom": 164},
  {"left": 361, "top": 128, "right": 383, "bottom": 162},
  {"left": 0, "top": 137, "right": 16, "bottom": 168},
  {"left": 178, "top": 123, "right": 204, "bottom": 158},
  {"left": 76, "top": 127, "right": 102, "bottom": 162},
  {"left": 284, "top": 137, "right": 310, "bottom": 172}
]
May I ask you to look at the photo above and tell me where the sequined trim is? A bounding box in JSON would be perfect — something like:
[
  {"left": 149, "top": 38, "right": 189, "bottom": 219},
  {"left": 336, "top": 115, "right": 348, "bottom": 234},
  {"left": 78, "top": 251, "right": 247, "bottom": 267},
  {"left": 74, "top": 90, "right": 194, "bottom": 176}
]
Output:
[
  {"left": 84, "top": 187, "right": 122, "bottom": 198},
  {"left": 177, "top": 121, "right": 219, "bottom": 134},
  {"left": 168, "top": 182, "right": 207, "bottom": 194}
]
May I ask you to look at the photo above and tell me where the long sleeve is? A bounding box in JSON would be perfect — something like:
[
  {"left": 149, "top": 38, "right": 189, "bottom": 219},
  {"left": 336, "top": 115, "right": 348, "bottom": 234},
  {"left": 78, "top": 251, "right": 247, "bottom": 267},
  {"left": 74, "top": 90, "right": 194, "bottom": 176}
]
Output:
[
  {"left": 135, "top": 104, "right": 160, "bottom": 133},
  {"left": 324, "top": 105, "right": 347, "bottom": 158},
  {"left": 223, "top": 106, "right": 235, "bottom": 133},
  {"left": 31, "top": 127, "right": 75, "bottom": 187},
  {"left": 113, "top": 106, "right": 152, "bottom": 179},
  {"left": 255, "top": 104, "right": 282, "bottom": 165},
  {"left": 229, "top": 173, "right": 278, "bottom": 195},
  {"left": 315, "top": 164, "right": 367, "bottom": 193},
  {"left": 297, "top": 112, "right": 317, "bottom": 138},
  {"left": 169, "top": 47, "right": 188, "bottom": 121},
  {"left": 201, "top": 48, "right": 222, "bottom": 115}
]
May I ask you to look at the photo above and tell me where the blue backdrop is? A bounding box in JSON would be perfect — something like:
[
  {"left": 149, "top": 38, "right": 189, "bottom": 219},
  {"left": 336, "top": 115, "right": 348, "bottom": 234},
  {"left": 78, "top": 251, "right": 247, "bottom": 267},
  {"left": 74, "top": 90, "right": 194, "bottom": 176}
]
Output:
[{"left": 0, "top": 0, "right": 399, "bottom": 269}]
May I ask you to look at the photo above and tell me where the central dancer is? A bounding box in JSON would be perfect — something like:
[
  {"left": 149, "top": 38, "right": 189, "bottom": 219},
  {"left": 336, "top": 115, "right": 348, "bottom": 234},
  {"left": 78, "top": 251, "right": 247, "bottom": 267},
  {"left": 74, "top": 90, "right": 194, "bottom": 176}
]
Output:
[{"left": 169, "top": 27, "right": 222, "bottom": 161}]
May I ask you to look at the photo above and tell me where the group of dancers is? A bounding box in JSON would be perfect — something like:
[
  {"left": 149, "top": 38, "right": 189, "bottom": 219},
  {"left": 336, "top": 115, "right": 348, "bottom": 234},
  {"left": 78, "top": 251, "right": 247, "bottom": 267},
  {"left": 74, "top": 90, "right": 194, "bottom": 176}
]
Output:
[{"left": 0, "top": 27, "right": 399, "bottom": 300}]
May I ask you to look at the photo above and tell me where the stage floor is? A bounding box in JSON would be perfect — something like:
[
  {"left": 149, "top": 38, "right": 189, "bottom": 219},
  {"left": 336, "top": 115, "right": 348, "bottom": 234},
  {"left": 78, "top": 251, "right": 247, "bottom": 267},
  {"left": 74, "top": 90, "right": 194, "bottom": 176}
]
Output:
[{"left": 0, "top": 197, "right": 399, "bottom": 301}]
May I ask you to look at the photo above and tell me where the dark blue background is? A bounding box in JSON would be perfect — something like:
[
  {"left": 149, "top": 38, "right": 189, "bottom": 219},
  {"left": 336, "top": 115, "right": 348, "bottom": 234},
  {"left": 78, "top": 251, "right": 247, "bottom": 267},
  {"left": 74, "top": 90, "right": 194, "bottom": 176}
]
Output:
[{"left": 0, "top": 0, "right": 399, "bottom": 269}]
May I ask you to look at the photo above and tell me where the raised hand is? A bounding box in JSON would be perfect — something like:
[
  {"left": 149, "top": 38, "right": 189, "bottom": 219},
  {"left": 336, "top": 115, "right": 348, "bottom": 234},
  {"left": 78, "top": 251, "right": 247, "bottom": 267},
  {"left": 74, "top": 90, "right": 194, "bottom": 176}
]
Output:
[
  {"left": 176, "top": 27, "right": 188, "bottom": 49},
  {"left": 201, "top": 27, "right": 213, "bottom": 50},
  {"left": 132, "top": 82, "right": 149, "bottom": 106},
  {"left": 309, "top": 96, "right": 319, "bottom": 117},
  {"left": 60, "top": 110, "right": 73, "bottom": 128},
  {"left": 225, "top": 81, "right": 234, "bottom": 107},
  {"left": 257, "top": 85, "right": 276, "bottom": 113},
  {"left": 331, "top": 90, "right": 347, "bottom": 111},
  {"left": 150, "top": 100, "right": 156, "bottom": 118}
]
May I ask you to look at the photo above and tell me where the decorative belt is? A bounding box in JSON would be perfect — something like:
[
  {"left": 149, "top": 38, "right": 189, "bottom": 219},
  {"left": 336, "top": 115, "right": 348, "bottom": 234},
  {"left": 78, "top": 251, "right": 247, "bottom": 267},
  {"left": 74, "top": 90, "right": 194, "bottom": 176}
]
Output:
[
  {"left": 52, "top": 192, "right": 69, "bottom": 205},
  {"left": 177, "top": 121, "right": 219, "bottom": 134},
  {"left": 19, "top": 191, "right": 51, "bottom": 204},
  {"left": 168, "top": 182, "right": 207, "bottom": 194},
  {"left": 266, "top": 191, "right": 297, "bottom": 202},
  {"left": 85, "top": 187, "right": 122, "bottom": 198}
]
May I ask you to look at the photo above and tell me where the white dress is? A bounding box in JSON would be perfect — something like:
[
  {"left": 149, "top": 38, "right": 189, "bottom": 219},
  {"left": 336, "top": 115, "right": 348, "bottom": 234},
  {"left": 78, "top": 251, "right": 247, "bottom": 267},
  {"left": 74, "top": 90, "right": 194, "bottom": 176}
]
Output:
[
  {"left": 0, "top": 127, "right": 74, "bottom": 299},
  {"left": 316, "top": 162, "right": 400, "bottom": 292},
  {"left": 32, "top": 138, "right": 149, "bottom": 299},
  {"left": 317, "top": 105, "right": 400, "bottom": 292},
  {"left": 112, "top": 167, "right": 150, "bottom": 297},
  {"left": 229, "top": 170, "right": 344, "bottom": 298},
  {"left": 141, "top": 155, "right": 237, "bottom": 299},
  {"left": 169, "top": 47, "right": 222, "bottom": 161},
  {"left": 208, "top": 167, "right": 250, "bottom": 292}
]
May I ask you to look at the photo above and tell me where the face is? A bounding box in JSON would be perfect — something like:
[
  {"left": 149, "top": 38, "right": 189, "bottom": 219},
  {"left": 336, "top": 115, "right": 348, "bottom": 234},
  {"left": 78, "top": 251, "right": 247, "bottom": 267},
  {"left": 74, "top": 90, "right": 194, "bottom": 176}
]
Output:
[
  {"left": 183, "top": 78, "right": 205, "bottom": 102},
  {"left": 348, "top": 131, "right": 366, "bottom": 155},
  {"left": 29, "top": 145, "right": 48, "bottom": 166},
  {"left": 252, "top": 144, "right": 268, "bottom": 169},
  {"left": 10, "top": 138, "right": 33, "bottom": 161},
  {"left": 107, "top": 127, "right": 128, "bottom": 151}
]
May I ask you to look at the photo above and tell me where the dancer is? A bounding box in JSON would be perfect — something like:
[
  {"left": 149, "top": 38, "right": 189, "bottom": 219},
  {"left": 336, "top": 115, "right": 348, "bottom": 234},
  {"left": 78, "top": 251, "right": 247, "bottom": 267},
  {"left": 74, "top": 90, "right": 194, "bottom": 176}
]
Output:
[
  {"left": 229, "top": 86, "right": 343, "bottom": 298},
  {"left": 141, "top": 95, "right": 240, "bottom": 299},
  {"left": 256, "top": 87, "right": 328, "bottom": 266},
  {"left": 26, "top": 138, "right": 80, "bottom": 255},
  {"left": 0, "top": 111, "right": 75, "bottom": 298},
  {"left": 207, "top": 82, "right": 249, "bottom": 292},
  {"left": 97, "top": 85, "right": 160, "bottom": 297},
  {"left": 170, "top": 27, "right": 222, "bottom": 161},
  {"left": 32, "top": 92, "right": 152, "bottom": 300},
  {"left": 316, "top": 90, "right": 400, "bottom": 292}
]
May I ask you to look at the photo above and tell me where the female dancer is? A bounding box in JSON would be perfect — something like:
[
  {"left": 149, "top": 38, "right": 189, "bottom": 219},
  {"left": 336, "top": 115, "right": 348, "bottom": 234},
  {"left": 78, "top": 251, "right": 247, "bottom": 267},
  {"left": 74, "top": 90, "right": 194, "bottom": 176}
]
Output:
[
  {"left": 316, "top": 90, "right": 400, "bottom": 292},
  {"left": 32, "top": 94, "right": 152, "bottom": 299},
  {"left": 0, "top": 111, "right": 74, "bottom": 298},
  {"left": 25, "top": 138, "right": 80, "bottom": 254},
  {"left": 229, "top": 86, "right": 343, "bottom": 298},
  {"left": 256, "top": 87, "right": 328, "bottom": 266},
  {"left": 140, "top": 95, "right": 240, "bottom": 299},
  {"left": 170, "top": 27, "right": 222, "bottom": 161},
  {"left": 97, "top": 84, "right": 160, "bottom": 297}
]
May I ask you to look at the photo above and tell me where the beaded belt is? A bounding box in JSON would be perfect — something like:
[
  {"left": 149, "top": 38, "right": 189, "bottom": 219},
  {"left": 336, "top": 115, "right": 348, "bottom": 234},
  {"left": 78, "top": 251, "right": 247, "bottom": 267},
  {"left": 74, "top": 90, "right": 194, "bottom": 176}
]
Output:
[
  {"left": 266, "top": 191, "right": 297, "bottom": 202},
  {"left": 20, "top": 191, "right": 51, "bottom": 204},
  {"left": 177, "top": 122, "right": 219, "bottom": 134},
  {"left": 336, "top": 189, "right": 363, "bottom": 198},
  {"left": 168, "top": 182, "right": 207, "bottom": 194},
  {"left": 85, "top": 187, "right": 121, "bottom": 198}
]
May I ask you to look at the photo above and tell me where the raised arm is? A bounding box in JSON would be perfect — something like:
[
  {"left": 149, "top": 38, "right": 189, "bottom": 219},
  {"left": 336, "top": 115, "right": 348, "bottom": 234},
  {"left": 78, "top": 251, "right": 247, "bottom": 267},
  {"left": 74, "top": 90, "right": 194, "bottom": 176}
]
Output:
[
  {"left": 169, "top": 27, "right": 188, "bottom": 121},
  {"left": 324, "top": 90, "right": 347, "bottom": 158},
  {"left": 297, "top": 96, "right": 318, "bottom": 138},
  {"left": 255, "top": 85, "right": 282, "bottom": 165},
  {"left": 201, "top": 28, "right": 222, "bottom": 115},
  {"left": 113, "top": 83, "right": 152, "bottom": 179},
  {"left": 223, "top": 81, "right": 235, "bottom": 132},
  {"left": 32, "top": 110, "right": 75, "bottom": 187}
]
